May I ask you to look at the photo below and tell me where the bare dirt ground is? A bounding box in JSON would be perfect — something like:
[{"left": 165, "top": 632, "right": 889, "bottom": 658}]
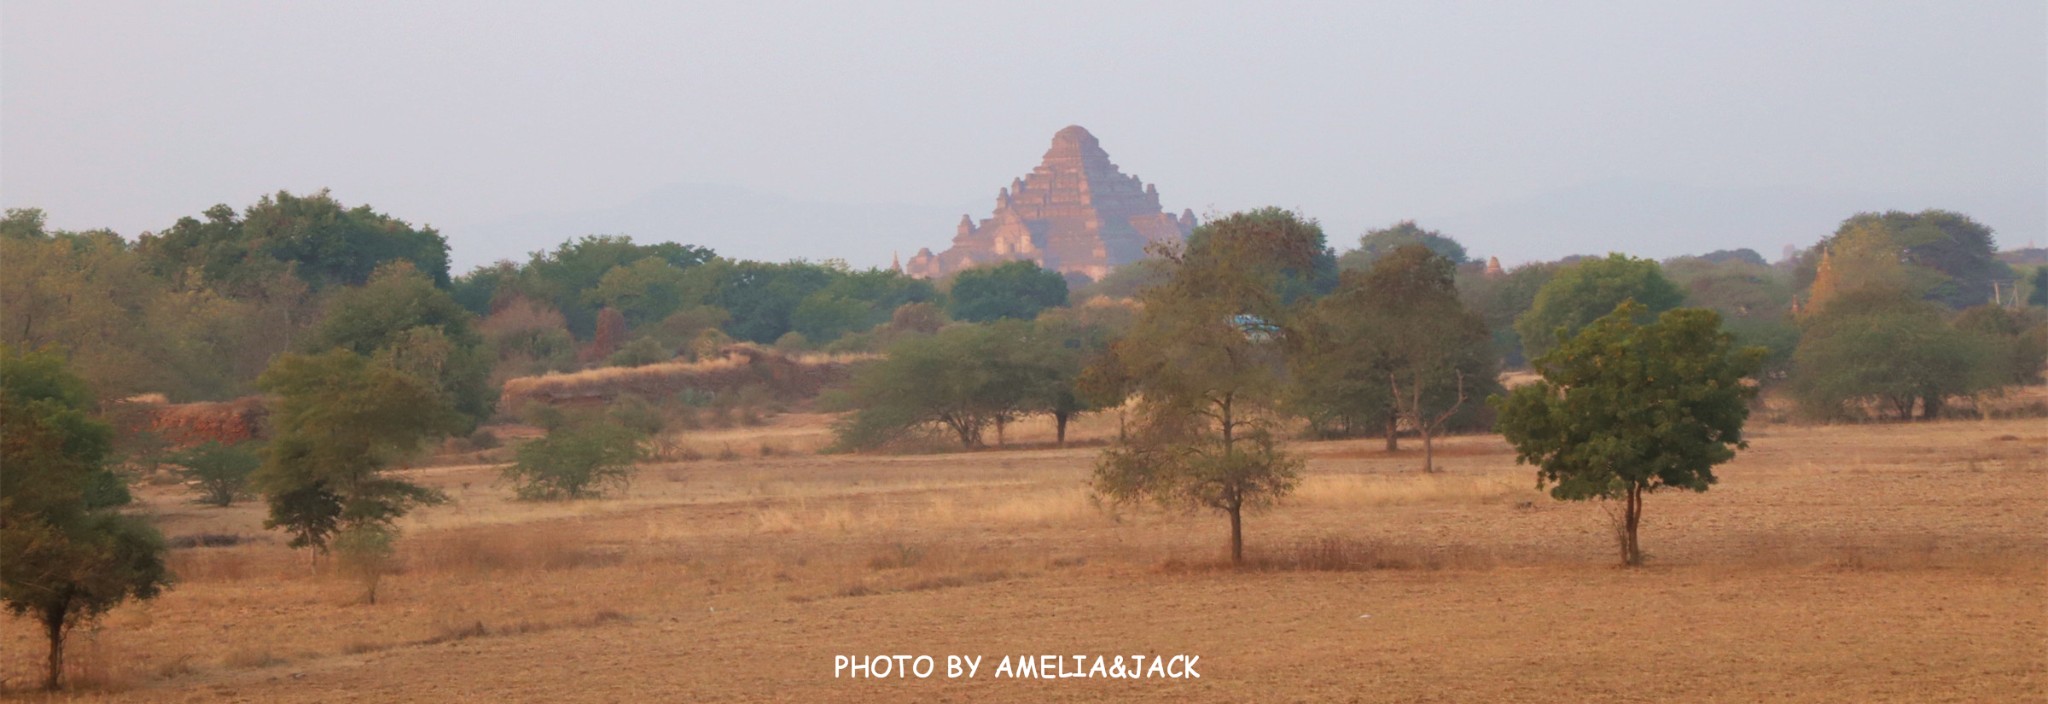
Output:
[{"left": 4, "top": 413, "right": 2044, "bottom": 702}]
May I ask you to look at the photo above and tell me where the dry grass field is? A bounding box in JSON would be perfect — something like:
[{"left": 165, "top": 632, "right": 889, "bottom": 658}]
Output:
[{"left": 4, "top": 412, "right": 2044, "bottom": 702}]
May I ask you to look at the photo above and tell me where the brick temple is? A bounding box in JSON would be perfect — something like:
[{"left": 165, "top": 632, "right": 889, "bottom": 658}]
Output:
[{"left": 903, "top": 125, "right": 1195, "bottom": 282}]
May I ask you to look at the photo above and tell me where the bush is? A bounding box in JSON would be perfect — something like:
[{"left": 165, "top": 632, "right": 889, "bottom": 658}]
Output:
[
  {"left": 503, "top": 419, "right": 644, "bottom": 500},
  {"left": 608, "top": 394, "right": 666, "bottom": 436},
  {"left": 606, "top": 337, "right": 673, "bottom": 368},
  {"left": 332, "top": 524, "right": 397, "bottom": 604},
  {"left": 166, "top": 441, "right": 262, "bottom": 507}
]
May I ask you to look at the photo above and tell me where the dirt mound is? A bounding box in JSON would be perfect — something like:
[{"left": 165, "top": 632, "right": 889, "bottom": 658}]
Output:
[{"left": 122, "top": 395, "right": 268, "bottom": 447}]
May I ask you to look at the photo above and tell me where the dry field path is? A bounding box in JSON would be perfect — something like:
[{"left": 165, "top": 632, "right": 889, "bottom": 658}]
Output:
[{"left": 5, "top": 417, "right": 2043, "bottom": 702}]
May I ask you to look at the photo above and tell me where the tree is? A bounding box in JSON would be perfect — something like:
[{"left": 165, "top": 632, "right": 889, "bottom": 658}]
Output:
[
  {"left": 586, "top": 256, "right": 700, "bottom": 328},
  {"left": 492, "top": 234, "right": 715, "bottom": 337},
  {"left": 1337, "top": 220, "right": 1470, "bottom": 271},
  {"left": 0, "top": 346, "right": 172, "bottom": 690},
  {"left": 308, "top": 262, "right": 495, "bottom": 427},
  {"left": 792, "top": 268, "right": 937, "bottom": 343},
  {"left": 1309, "top": 246, "right": 1500, "bottom": 471},
  {"left": 1458, "top": 261, "right": 1558, "bottom": 368},
  {"left": 831, "top": 322, "right": 1040, "bottom": 450},
  {"left": 1, "top": 225, "right": 254, "bottom": 401},
  {"left": 1953, "top": 306, "right": 2048, "bottom": 390},
  {"left": 503, "top": 415, "right": 645, "bottom": 500},
  {"left": 2030, "top": 266, "right": 2048, "bottom": 307},
  {"left": 1493, "top": 303, "right": 1764, "bottom": 566},
  {"left": 693, "top": 259, "right": 841, "bottom": 343},
  {"left": 1665, "top": 255, "right": 1798, "bottom": 376},
  {"left": 139, "top": 189, "right": 451, "bottom": 291},
  {"left": 1092, "top": 208, "right": 1321, "bottom": 565},
  {"left": 479, "top": 295, "right": 578, "bottom": 381},
  {"left": 167, "top": 441, "right": 262, "bottom": 507},
  {"left": 1514, "top": 253, "right": 1684, "bottom": 361},
  {"left": 1796, "top": 210, "right": 2007, "bottom": 310},
  {"left": 948, "top": 260, "right": 1069, "bottom": 322},
  {"left": 331, "top": 524, "right": 396, "bottom": 605},
  {"left": 1791, "top": 292, "right": 1995, "bottom": 420},
  {"left": 1023, "top": 305, "right": 1134, "bottom": 446},
  {"left": 253, "top": 350, "right": 456, "bottom": 552}
]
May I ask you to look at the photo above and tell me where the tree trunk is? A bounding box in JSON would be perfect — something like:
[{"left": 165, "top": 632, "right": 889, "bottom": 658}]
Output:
[
  {"left": 1622, "top": 485, "right": 1644, "bottom": 567},
  {"left": 1921, "top": 394, "right": 1943, "bottom": 421},
  {"left": 1228, "top": 503, "right": 1244, "bottom": 566},
  {"left": 1420, "top": 427, "right": 1435, "bottom": 473},
  {"left": 1054, "top": 412, "right": 1069, "bottom": 447},
  {"left": 42, "top": 602, "right": 66, "bottom": 691},
  {"left": 994, "top": 416, "right": 1006, "bottom": 447},
  {"left": 1384, "top": 416, "right": 1398, "bottom": 452}
]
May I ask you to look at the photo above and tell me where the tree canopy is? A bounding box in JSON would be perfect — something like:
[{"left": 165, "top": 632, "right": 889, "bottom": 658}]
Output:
[
  {"left": 1300, "top": 245, "right": 1501, "bottom": 468},
  {"left": 1091, "top": 208, "right": 1321, "bottom": 565},
  {"left": 307, "top": 262, "right": 494, "bottom": 428},
  {"left": 1338, "top": 220, "right": 1470, "bottom": 270},
  {"left": 1494, "top": 302, "right": 1764, "bottom": 566},
  {"left": 1797, "top": 210, "right": 2006, "bottom": 309},
  {"left": 1514, "top": 253, "right": 1684, "bottom": 361},
  {"left": 0, "top": 346, "right": 172, "bottom": 690},
  {"left": 947, "top": 260, "right": 1070, "bottom": 323},
  {"left": 139, "top": 190, "right": 451, "bottom": 291},
  {"left": 253, "top": 349, "right": 457, "bottom": 550}
]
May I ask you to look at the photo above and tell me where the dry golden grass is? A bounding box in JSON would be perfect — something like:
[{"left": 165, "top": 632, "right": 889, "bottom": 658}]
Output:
[{"left": 3, "top": 415, "right": 2043, "bottom": 701}]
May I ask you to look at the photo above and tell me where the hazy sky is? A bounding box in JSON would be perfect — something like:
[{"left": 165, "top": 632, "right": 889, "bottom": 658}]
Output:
[{"left": 4, "top": 1, "right": 2043, "bottom": 269}]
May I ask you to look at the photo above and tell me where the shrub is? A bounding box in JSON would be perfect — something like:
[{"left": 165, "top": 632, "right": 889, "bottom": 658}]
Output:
[
  {"left": 606, "top": 337, "right": 672, "bottom": 368},
  {"left": 166, "top": 441, "right": 262, "bottom": 507},
  {"left": 608, "top": 394, "right": 666, "bottom": 436},
  {"left": 502, "top": 418, "right": 644, "bottom": 500}
]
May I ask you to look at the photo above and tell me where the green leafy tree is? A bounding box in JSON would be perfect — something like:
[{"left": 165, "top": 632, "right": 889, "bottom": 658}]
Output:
[
  {"left": 1665, "top": 255, "right": 1798, "bottom": 375},
  {"left": 1024, "top": 305, "right": 1135, "bottom": 445},
  {"left": 1458, "top": 261, "right": 1558, "bottom": 368},
  {"left": 1791, "top": 292, "right": 1995, "bottom": 420},
  {"left": 1493, "top": 303, "right": 1765, "bottom": 566},
  {"left": 1796, "top": 210, "right": 2007, "bottom": 310},
  {"left": 2027, "top": 266, "right": 2048, "bottom": 307},
  {"left": 331, "top": 524, "right": 397, "bottom": 605},
  {"left": 253, "top": 350, "right": 457, "bottom": 552},
  {"left": 1306, "top": 246, "right": 1501, "bottom": 470},
  {"left": 947, "top": 260, "right": 1070, "bottom": 322},
  {"left": 307, "top": 262, "right": 494, "bottom": 428},
  {"left": 693, "top": 259, "right": 842, "bottom": 343},
  {"left": 792, "top": 268, "right": 937, "bottom": 343},
  {"left": 0, "top": 346, "right": 171, "bottom": 691},
  {"left": 1514, "top": 253, "right": 1684, "bottom": 361},
  {"left": 831, "top": 322, "right": 1042, "bottom": 450},
  {"left": 167, "top": 441, "right": 262, "bottom": 507},
  {"left": 503, "top": 414, "right": 645, "bottom": 500},
  {"left": 140, "top": 189, "right": 451, "bottom": 291},
  {"left": 1337, "top": 220, "right": 1470, "bottom": 271},
  {"left": 506, "top": 235, "right": 716, "bottom": 337},
  {"left": 1, "top": 225, "right": 252, "bottom": 401},
  {"left": 586, "top": 256, "right": 702, "bottom": 328},
  {"left": 1953, "top": 306, "right": 2048, "bottom": 389},
  {"left": 1092, "top": 208, "right": 1321, "bottom": 565}
]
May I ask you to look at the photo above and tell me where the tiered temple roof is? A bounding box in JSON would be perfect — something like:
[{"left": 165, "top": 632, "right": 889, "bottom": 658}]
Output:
[{"left": 905, "top": 126, "right": 1194, "bottom": 282}]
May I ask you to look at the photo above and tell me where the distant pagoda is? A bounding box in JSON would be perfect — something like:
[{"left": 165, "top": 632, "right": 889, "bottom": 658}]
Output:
[{"left": 904, "top": 125, "right": 1195, "bottom": 282}]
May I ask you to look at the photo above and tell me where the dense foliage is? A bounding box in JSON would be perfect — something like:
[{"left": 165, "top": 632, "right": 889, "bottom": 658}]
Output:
[
  {"left": 1494, "top": 303, "right": 1765, "bottom": 566},
  {"left": 0, "top": 346, "right": 171, "bottom": 690},
  {"left": 1514, "top": 253, "right": 1685, "bottom": 361},
  {"left": 1092, "top": 208, "right": 1325, "bottom": 564}
]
